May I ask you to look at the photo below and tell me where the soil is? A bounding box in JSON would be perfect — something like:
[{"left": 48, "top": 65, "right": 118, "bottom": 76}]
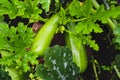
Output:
[{"left": 82, "top": 25, "right": 119, "bottom": 80}]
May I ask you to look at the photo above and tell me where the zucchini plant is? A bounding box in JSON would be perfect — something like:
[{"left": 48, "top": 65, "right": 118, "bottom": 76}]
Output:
[{"left": 0, "top": 0, "right": 120, "bottom": 80}]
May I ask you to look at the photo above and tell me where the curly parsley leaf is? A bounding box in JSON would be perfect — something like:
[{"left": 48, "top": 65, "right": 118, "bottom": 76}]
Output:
[
  {"left": 36, "top": 45, "right": 80, "bottom": 80},
  {"left": 0, "top": 22, "right": 38, "bottom": 72}
]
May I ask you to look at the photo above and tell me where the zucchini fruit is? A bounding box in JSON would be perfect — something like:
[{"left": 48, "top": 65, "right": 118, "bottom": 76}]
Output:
[
  {"left": 69, "top": 33, "right": 88, "bottom": 73},
  {"left": 31, "top": 14, "right": 60, "bottom": 56}
]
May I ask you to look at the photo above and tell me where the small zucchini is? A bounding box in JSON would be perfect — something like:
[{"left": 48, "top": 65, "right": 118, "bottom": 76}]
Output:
[
  {"left": 31, "top": 14, "right": 60, "bottom": 56},
  {"left": 66, "top": 23, "right": 88, "bottom": 73},
  {"left": 69, "top": 33, "right": 88, "bottom": 73}
]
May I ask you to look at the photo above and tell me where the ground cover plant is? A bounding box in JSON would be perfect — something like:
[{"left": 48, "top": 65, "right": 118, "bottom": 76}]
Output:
[{"left": 0, "top": 0, "right": 120, "bottom": 80}]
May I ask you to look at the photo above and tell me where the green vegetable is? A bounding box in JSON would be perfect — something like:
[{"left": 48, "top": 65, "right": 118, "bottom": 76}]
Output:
[
  {"left": 66, "top": 22, "right": 88, "bottom": 73},
  {"left": 31, "top": 14, "right": 60, "bottom": 56},
  {"left": 68, "top": 33, "right": 88, "bottom": 73}
]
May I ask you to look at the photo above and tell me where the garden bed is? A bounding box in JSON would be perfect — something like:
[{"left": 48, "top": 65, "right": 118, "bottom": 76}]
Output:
[{"left": 0, "top": 0, "right": 120, "bottom": 80}]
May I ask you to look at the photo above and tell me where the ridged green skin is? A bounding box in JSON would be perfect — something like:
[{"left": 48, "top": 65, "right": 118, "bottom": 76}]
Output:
[
  {"left": 31, "top": 14, "right": 59, "bottom": 56},
  {"left": 69, "top": 33, "right": 88, "bottom": 73}
]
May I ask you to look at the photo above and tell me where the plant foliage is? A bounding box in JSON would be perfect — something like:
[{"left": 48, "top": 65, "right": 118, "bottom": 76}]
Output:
[
  {"left": 0, "top": 0, "right": 120, "bottom": 79},
  {"left": 36, "top": 45, "right": 80, "bottom": 80},
  {"left": 0, "top": 22, "right": 38, "bottom": 72}
]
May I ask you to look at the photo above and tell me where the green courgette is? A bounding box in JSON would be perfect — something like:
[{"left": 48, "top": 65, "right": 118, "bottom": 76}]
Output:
[
  {"left": 66, "top": 23, "right": 88, "bottom": 73},
  {"left": 31, "top": 14, "right": 60, "bottom": 56},
  {"left": 69, "top": 33, "right": 88, "bottom": 73}
]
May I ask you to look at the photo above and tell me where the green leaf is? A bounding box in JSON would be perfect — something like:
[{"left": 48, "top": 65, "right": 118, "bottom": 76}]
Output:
[
  {"left": 68, "top": 0, "right": 93, "bottom": 18},
  {"left": 17, "top": 0, "right": 42, "bottom": 20},
  {"left": 39, "top": 0, "right": 51, "bottom": 12},
  {"left": 0, "top": 15, "right": 4, "bottom": 21},
  {"left": 113, "top": 24, "right": 120, "bottom": 50},
  {"left": 80, "top": 0, "right": 93, "bottom": 17},
  {"left": 5, "top": 67, "right": 23, "bottom": 80},
  {"left": 114, "top": 25, "right": 120, "bottom": 35},
  {"left": 0, "top": 22, "right": 11, "bottom": 50},
  {"left": 68, "top": 0, "right": 82, "bottom": 18},
  {"left": 35, "top": 64, "right": 53, "bottom": 80},
  {"left": 59, "top": 7, "right": 66, "bottom": 25},
  {"left": 55, "top": 0, "right": 61, "bottom": 9},
  {"left": 0, "top": 22, "right": 38, "bottom": 72},
  {"left": 73, "top": 21, "right": 102, "bottom": 51},
  {"left": 0, "top": 65, "right": 11, "bottom": 80},
  {"left": 75, "top": 21, "right": 103, "bottom": 34},
  {"left": 0, "top": 0, "right": 42, "bottom": 21},
  {"left": 36, "top": 45, "right": 80, "bottom": 80},
  {"left": 0, "top": 0, "right": 17, "bottom": 19},
  {"left": 85, "top": 37, "right": 99, "bottom": 51},
  {"left": 91, "top": 5, "right": 120, "bottom": 23}
]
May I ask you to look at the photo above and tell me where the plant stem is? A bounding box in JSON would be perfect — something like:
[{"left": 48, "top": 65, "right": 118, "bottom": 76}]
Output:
[
  {"left": 112, "top": 63, "right": 120, "bottom": 78},
  {"left": 92, "top": 0, "right": 100, "bottom": 9},
  {"left": 102, "top": 0, "right": 110, "bottom": 10},
  {"left": 29, "top": 16, "right": 48, "bottom": 23},
  {"left": 68, "top": 18, "right": 87, "bottom": 22},
  {"left": 107, "top": 19, "right": 116, "bottom": 30},
  {"left": 92, "top": 56, "right": 99, "bottom": 80},
  {"left": 92, "top": 0, "right": 116, "bottom": 30},
  {"left": 65, "top": 0, "right": 77, "bottom": 11}
]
